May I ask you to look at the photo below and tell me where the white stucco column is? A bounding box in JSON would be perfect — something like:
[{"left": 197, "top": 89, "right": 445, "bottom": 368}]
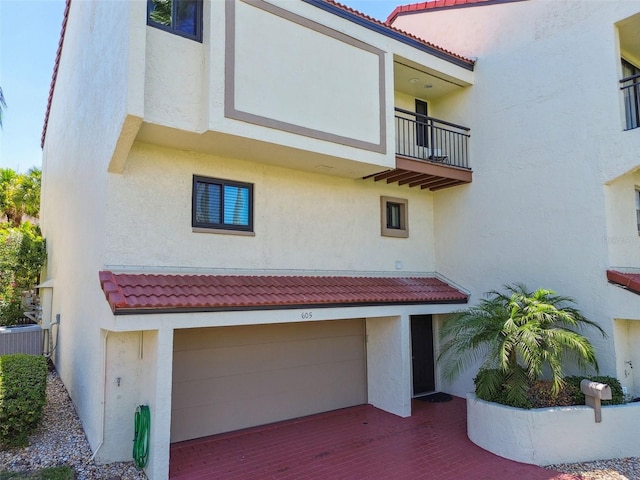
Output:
[
  {"left": 365, "top": 314, "right": 412, "bottom": 417},
  {"left": 142, "top": 328, "right": 174, "bottom": 480}
]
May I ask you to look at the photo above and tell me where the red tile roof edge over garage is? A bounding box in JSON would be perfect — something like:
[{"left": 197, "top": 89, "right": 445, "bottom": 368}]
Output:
[
  {"left": 606, "top": 270, "right": 640, "bottom": 296},
  {"left": 386, "top": 0, "right": 527, "bottom": 25},
  {"left": 98, "top": 271, "right": 469, "bottom": 315}
]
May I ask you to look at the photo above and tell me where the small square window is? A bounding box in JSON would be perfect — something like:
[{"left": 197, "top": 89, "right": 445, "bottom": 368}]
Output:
[
  {"left": 193, "top": 175, "right": 253, "bottom": 233},
  {"left": 381, "top": 196, "right": 408, "bottom": 238},
  {"left": 148, "top": 0, "right": 203, "bottom": 42}
]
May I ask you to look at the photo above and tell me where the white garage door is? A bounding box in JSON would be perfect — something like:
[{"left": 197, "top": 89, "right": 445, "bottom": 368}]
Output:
[{"left": 171, "top": 319, "right": 367, "bottom": 442}]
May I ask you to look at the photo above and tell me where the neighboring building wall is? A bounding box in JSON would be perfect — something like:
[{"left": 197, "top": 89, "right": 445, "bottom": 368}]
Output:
[{"left": 392, "top": 1, "right": 640, "bottom": 395}]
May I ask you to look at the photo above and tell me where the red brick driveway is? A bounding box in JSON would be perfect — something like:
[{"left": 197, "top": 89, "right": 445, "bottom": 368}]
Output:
[{"left": 170, "top": 396, "right": 579, "bottom": 479}]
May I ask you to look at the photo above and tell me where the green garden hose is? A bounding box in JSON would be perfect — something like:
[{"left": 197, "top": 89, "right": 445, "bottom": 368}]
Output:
[{"left": 132, "top": 405, "right": 150, "bottom": 469}]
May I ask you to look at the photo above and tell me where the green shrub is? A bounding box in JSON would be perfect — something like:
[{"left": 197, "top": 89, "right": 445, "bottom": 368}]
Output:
[
  {"left": 0, "top": 223, "right": 46, "bottom": 326},
  {"left": 0, "top": 466, "right": 75, "bottom": 480},
  {"left": 475, "top": 369, "right": 626, "bottom": 409},
  {"left": 0, "top": 354, "right": 47, "bottom": 448},
  {"left": 474, "top": 368, "right": 533, "bottom": 409},
  {"left": 565, "top": 375, "right": 625, "bottom": 406}
]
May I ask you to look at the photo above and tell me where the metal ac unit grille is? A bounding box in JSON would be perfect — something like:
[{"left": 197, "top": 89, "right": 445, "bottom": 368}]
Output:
[{"left": 0, "top": 324, "right": 43, "bottom": 355}]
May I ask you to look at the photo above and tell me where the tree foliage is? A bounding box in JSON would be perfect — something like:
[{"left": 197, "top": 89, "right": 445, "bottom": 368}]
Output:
[
  {"left": 0, "top": 223, "right": 46, "bottom": 326},
  {"left": 0, "top": 168, "right": 41, "bottom": 227},
  {"left": 438, "top": 284, "right": 606, "bottom": 408},
  {"left": 149, "top": 0, "right": 172, "bottom": 25}
]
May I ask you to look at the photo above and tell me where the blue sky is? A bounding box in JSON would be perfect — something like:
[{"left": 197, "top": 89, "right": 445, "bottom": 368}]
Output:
[{"left": 0, "top": 0, "right": 401, "bottom": 173}]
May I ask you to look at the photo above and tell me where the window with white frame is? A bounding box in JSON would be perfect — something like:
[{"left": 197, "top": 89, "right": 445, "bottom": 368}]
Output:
[
  {"left": 192, "top": 175, "right": 253, "bottom": 233},
  {"left": 381, "top": 196, "right": 408, "bottom": 238}
]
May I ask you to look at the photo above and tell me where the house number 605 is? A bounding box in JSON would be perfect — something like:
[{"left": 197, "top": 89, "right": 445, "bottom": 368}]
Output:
[{"left": 301, "top": 311, "right": 313, "bottom": 319}]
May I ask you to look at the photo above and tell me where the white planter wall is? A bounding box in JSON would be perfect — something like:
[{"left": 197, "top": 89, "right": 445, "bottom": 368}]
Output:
[{"left": 467, "top": 393, "right": 640, "bottom": 465}]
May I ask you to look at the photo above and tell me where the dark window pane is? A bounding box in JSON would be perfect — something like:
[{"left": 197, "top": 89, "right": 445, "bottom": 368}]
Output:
[
  {"left": 193, "top": 176, "right": 252, "bottom": 231},
  {"left": 223, "top": 185, "right": 249, "bottom": 226},
  {"left": 149, "top": 0, "right": 172, "bottom": 27},
  {"left": 175, "top": 0, "right": 198, "bottom": 36},
  {"left": 387, "top": 202, "right": 402, "bottom": 229},
  {"left": 195, "top": 182, "right": 221, "bottom": 225},
  {"left": 148, "top": 0, "right": 201, "bottom": 41}
]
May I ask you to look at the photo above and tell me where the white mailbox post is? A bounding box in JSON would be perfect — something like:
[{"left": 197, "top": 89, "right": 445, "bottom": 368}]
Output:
[{"left": 580, "top": 379, "right": 612, "bottom": 423}]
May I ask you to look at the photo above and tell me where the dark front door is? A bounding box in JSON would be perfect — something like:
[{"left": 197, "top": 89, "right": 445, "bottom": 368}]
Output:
[{"left": 411, "top": 315, "right": 435, "bottom": 395}]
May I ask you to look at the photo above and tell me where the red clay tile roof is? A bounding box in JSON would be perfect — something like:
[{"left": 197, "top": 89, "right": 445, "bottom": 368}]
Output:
[
  {"left": 386, "top": 0, "right": 526, "bottom": 24},
  {"left": 606, "top": 270, "right": 640, "bottom": 296},
  {"left": 99, "top": 271, "right": 468, "bottom": 314},
  {"left": 323, "top": 0, "right": 474, "bottom": 67}
]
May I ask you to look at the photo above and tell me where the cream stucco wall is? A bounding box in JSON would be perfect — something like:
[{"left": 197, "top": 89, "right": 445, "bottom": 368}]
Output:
[
  {"left": 391, "top": 0, "right": 640, "bottom": 397},
  {"left": 104, "top": 142, "right": 436, "bottom": 273},
  {"left": 233, "top": 0, "right": 382, "bottom": 147},
  {"left": 605, "top": 170, "right": 640, "bottom": 267},
  {"left": 366, "top": 315, "right": 412, "bottom": 417},
  {"left": 612, "top": 319, "right": 640, "bottom": 398},
  {"left": 138, "top": 0, "right": 475, "bottom": 178},
  {"left": 40, "top": 0, "right": 145, "bottom": 453},
  {"left": 144, "top": 28, "right": 206, "bottom": 133}
]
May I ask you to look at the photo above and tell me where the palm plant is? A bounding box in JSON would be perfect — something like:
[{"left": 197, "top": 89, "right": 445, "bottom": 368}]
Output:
[
  {"left": 0, "top": 168, "right": 41, "bottom": 226},
  {"left": 18, "top": 168, "right": 42, "bottom": 219},
  {"left": 438, "top": 284, "right": 606, "bottom": 407},
  {"left": 0, "top": 168, "right": 22, "bottom": 226}
]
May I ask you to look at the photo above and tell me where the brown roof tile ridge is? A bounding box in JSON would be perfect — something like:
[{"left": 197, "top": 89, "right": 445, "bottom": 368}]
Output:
[
  {"left": 386, "top": 0, "right": 517, "bottom": 24},
  {"left": 41, "top": 0, "right": 71, "bottom": 148},
  {"left": 323, "top": 0, "right": 474, "bottom": 66}
]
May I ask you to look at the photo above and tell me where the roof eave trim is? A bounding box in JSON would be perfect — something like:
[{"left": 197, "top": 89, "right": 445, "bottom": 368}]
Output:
[
  {"left": 41, "top": 0, "right": 71, "bottom": 148},
  {"left": 112, "top": 298, "right": 469, "bottom": 315},
  {"left": 303, "top": 0, "right": 474, "bottom": 71}
]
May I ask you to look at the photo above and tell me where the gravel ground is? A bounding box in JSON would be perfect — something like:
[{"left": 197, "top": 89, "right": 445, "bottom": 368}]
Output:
[
  {"left": 1, "top": 369, "right": 638, "bottom": 479},
  {"left": 546, "top": 458, "right": 640, "bottom": 480},
  {"left": 0, "top": 369, "right": 147, "bottom": 480}
]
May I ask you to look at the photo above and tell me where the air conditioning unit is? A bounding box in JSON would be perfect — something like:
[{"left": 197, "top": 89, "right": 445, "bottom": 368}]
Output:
[{"left": 0, "top": 324, "right": 44, "bottom": 356}]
